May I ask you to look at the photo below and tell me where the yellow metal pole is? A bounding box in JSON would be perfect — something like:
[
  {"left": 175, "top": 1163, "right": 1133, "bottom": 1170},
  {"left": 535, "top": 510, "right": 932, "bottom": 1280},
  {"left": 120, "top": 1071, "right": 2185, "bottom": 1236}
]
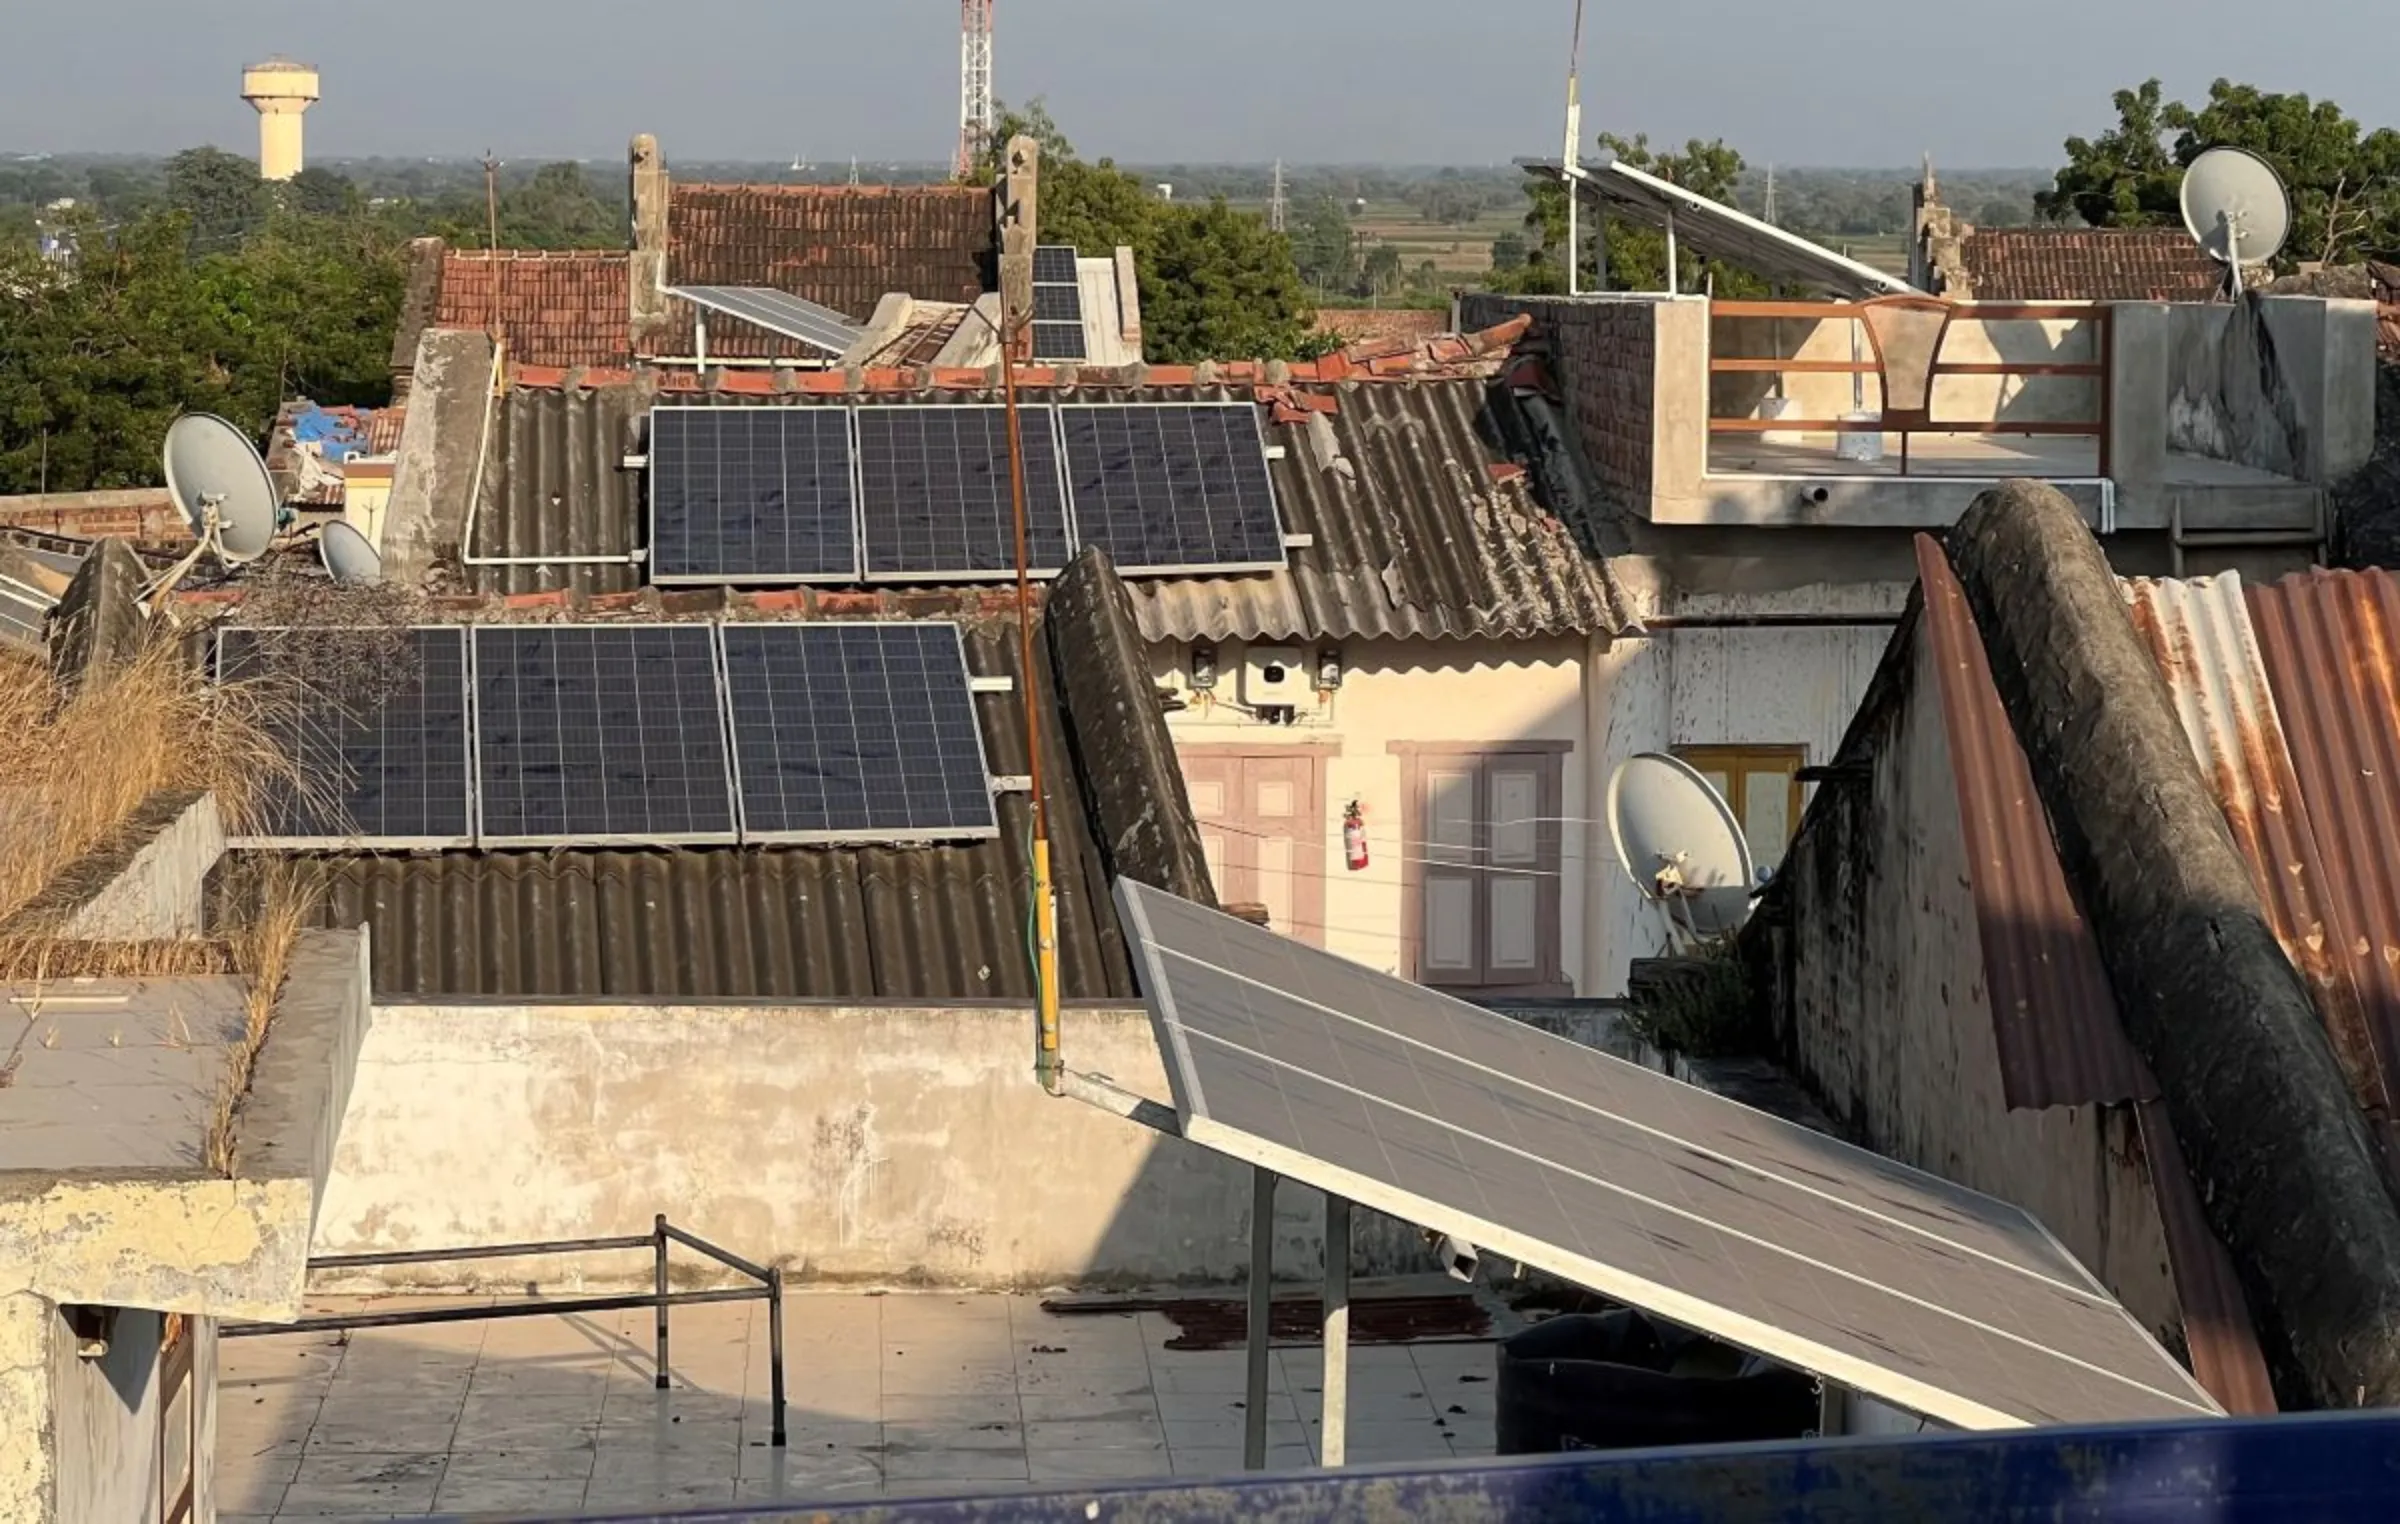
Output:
[{"left": 996, "top": 265, "right": 1063, "bottom": 1094}]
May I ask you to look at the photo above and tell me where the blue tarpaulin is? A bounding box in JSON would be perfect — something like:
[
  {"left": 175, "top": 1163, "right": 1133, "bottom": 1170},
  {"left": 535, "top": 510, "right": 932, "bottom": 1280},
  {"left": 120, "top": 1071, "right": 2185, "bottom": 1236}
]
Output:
[{"left": 440, "top": 1413, "right": 2400, "bottom": 1523}]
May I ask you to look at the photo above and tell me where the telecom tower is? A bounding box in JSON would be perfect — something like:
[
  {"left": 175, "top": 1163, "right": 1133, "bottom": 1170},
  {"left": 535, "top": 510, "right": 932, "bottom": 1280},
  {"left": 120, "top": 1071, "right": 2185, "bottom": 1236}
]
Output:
[
  {"left": 1268, "top": 159, "right": 1287, "bottom": 233},
  {"left": 956, "top": 0, "right": 995, "bottom": 180}
]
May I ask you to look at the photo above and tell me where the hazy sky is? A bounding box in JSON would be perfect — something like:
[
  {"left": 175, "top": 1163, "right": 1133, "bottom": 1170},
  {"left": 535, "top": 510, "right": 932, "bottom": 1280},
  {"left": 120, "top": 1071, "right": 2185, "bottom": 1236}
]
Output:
[{"left": 1, "top": 0, "right": 2391, "bottom": 168}]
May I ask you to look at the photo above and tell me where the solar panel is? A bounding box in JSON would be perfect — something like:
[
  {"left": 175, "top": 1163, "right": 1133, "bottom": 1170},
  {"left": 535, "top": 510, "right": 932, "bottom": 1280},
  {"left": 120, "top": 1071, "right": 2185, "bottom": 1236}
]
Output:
[
  {"left": 1058, "top": 403, "right": 1288, "bottom": 574},
  {"left": 648, "top": 407, "right": 860, "bottom": 583},
  {"left": 1112, "top": 879, "right": 2227, "bottom": 1431},
  {"left": 216, "top": 627, "right": 474, "bottom": 846},
  {"left": 1031, "top": 285, "right": 1083, "bottom": 323},
  {"left": 1031, "top": 322, "right": 1089, "bottom": 362},
  {"left": 472, "top": 625, "right": 737, "bottom": 844},
  {"left": 854, "top": 405, "right": 1074, "bottom": 580},
  {"left": 1032, "top": 245, "right": 1081, "bottom": 285},
  {"left": 668, "top": 286, "right": 866, "bottom": 354},
  {"left": 721, "top": 622, "right": 997, "bottom": 843}
]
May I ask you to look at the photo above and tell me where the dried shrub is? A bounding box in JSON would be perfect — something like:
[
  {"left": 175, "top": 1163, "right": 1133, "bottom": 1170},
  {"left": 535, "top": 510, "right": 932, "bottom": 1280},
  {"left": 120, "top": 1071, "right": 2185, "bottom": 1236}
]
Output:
[
  {"left": 228, "top": 561, "right": 429, "bottom": 711},
  {"left": 1624, "top": 937, "right": 1759, "bottom": 1059},
  {"left": 207, "top": 856, "right": 322, "bottom": 1175}
]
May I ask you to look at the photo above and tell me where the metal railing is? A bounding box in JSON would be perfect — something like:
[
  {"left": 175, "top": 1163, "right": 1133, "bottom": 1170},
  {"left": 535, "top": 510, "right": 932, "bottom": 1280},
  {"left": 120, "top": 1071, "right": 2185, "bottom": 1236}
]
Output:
[
  {"left": 222, "top": 1214, "right": 787, "bottom": 1447},
  {"left": 1706, "top": 300, "right": 2114, "bottom": 478}
]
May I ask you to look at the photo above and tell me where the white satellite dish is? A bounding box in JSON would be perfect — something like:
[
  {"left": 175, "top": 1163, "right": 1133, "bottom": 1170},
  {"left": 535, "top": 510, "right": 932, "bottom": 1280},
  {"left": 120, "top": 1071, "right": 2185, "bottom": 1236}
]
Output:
[
  {"left": 318, "top": 520, "right": 383, "bottom": 585},
  {"left": 1606, "top": 752, "right": 1757, "bottom": 947},
  {"left": 2180, "top": 147, "right": 2290, "bottom": 298},
  {"left": 148, "top": 413, "right": 283, "bottom": 611}
]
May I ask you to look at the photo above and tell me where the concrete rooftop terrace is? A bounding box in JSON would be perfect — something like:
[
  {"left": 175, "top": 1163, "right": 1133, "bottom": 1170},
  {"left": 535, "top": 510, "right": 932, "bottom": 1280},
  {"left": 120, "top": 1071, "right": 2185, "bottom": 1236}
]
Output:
[
  {"left": 0, "top": 975, "right": 250, "bottom": 1176},
  {"left": 217, "top": 1286, "right": 1508, "bottom": 1518}
]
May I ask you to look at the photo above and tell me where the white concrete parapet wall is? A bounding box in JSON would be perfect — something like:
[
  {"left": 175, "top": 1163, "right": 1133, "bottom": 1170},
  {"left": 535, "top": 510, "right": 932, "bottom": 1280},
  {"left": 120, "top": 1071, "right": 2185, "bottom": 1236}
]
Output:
[{"left": 313, "top": 1003, "right": 1439, "bottom": 1291}]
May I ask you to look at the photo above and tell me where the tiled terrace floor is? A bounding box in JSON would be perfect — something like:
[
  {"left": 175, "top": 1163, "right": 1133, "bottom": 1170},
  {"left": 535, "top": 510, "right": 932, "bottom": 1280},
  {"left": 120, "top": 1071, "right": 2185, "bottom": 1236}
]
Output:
[{"left": 218, "top": 1290, "right": 1498, "bottom": 1519}]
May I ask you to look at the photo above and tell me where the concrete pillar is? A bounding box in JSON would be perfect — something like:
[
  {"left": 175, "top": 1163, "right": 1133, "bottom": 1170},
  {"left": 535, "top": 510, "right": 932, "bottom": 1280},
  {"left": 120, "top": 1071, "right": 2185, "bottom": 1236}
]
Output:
[
  {"left": 0, "top": 1293, "right": 56, "bottom": 1522},
  {"left": 629, "top": 134, "right": 671, "bottom": 350},
  {"left": 1651, "top": 297, "right": 1712, "bottom": 519},
  {"left": 998, "top": 137, "right": 1039, "bottom": 343},
  {"left": 2104, "top": 303, "right": 2169, "bottom": 490}
]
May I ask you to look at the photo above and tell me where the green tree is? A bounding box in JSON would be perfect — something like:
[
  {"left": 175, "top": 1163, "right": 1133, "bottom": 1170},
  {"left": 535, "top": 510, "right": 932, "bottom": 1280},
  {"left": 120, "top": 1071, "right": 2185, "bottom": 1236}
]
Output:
[
  {"left": 285, "top": 166, "right": 361, "bottom": 220},
  {"left": 503, "top": 162, "right": 618, "bottom": 248},
  {"left": 982, "top": 100, "right": 1319, "bottom": 362},
  {"left": 1289, "top": 196, "right": 1357, "bottom": 292},
  {"left": 1489, "top": 231, "right": 1528, "bottom": 271},
  {"left": 166, "top": 146, "right": 268, "bottom": 248},
  {"left": 2043, "top": 78, "right": 2400, "bottom": 264},
  {"left": 1504, "top": 132, "right": 1768, "bottom": 295}
]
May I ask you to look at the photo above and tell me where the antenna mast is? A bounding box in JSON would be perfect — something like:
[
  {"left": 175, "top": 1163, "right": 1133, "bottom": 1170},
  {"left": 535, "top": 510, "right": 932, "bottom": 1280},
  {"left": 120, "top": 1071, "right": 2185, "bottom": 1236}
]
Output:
[
  {"left": 1268, "top": 159, "right": 1288, "bottom": 234},
  {"left": 957, "top": 0, "right": 995, "bottom": 180},
  {"left": 1563, "top": 0, "right": 1586, "bottom": 295}
]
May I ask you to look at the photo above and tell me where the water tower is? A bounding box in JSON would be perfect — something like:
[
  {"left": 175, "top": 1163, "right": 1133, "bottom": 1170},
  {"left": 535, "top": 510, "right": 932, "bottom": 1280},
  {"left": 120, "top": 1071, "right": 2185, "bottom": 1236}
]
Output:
[{"left": 242, "top": 57, "right": 320, "bottom": 181}]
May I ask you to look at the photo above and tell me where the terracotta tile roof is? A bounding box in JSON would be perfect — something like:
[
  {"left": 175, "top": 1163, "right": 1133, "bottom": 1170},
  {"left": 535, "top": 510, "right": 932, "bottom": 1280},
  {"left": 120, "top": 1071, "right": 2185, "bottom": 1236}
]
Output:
[
  {"left": 1954, "top": 226, "right": 2222, "bottom": 303},
  {"left": 435, "top": 250, "right": 632, "bottom": 369},
  {"left": 1314, "top": 308, "right": 1448, "bottom": 345},
  {"left": 668, "top": 183, "right": 994, "bottom": 322}
]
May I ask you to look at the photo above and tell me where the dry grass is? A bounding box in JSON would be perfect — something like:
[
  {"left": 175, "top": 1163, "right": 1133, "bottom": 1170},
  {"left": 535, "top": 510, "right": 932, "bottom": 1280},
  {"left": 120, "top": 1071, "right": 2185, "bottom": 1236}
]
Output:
[
  {"left": 0, "top": 624, "right": 327, "bottom": 1175},
  {"left": 0, "top": 632, "right": 293, "bottom": 933}
]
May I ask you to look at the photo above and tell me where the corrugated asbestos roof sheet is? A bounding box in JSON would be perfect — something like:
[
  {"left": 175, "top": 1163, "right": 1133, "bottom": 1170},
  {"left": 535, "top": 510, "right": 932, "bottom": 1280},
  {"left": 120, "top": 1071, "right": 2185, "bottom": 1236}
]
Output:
[
  {"left": 216, "top": 621, "right": 1136, "bottom": 1004},
  {"left": 456, "top": 375, "right": 1627, "bottom": 641},
  {"left": 667, "top": 183, "right": 993, "bottom": 321}
]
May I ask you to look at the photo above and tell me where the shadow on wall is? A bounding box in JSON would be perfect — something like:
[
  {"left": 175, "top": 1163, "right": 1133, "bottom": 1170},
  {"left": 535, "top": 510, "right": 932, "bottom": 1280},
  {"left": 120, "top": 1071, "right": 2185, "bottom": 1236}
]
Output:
[{"left": 1708, "top": 312, "right": 2100, "bottom": 435}]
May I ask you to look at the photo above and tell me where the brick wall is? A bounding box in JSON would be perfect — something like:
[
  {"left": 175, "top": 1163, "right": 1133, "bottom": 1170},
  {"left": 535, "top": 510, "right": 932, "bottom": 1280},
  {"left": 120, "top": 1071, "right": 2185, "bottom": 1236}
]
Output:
[
  {"left": 0, "top": 492, "right": 189, "bottom": 546},
  {"left": 1461, "top": 294, "right": 1656, "bottom": 515}
]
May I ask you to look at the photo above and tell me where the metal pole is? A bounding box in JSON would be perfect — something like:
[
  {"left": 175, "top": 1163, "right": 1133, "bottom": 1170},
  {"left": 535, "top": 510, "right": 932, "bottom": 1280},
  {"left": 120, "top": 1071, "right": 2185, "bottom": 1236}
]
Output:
[
  {"left": 1322, "top": 1195, "right": 1352, "bottom": 1468},
  {"left": 767, "top": 1267, "right": 788, "bottom": 1447},
  {"left": 1665, "top": 207, "right": 1680, "bottom": 296},
  {"left": 653, "top": 1213, "right": 671, "bottom": 1391},
  {"left": 1245, "top": 1167, "right": 1277, "bottom": 1471}
]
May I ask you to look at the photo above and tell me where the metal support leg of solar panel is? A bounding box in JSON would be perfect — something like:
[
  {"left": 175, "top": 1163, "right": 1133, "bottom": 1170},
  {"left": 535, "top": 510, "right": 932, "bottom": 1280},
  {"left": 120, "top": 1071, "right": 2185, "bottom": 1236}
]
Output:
[{"left": 1061, "top": 879, "right": 2227, "bottom": 1457}]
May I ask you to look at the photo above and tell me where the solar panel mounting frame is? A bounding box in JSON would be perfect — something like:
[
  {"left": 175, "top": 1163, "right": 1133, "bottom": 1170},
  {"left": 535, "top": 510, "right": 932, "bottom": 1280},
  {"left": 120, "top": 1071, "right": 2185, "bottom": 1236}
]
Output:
[
  {"left": 1053, "top": 400, "right": 1291, "bottom": 577},
  {"left": 1111, "top": 878, "right": 2227, "bottom": 1433},
  {"left": 852, "top": 403, "right": 1077, "bottom": 584},
  {"left": 645, "top": 405, "right": 866, "bottom": 586},
  {"left": 469, "top": 623, "right": 743, "bottom": 849},
  {"left": 216, "top": 625, "right": 478, "bottom": 851},
  {"left": 717, "top": 619, "right": 1001, "bottom": 847}
]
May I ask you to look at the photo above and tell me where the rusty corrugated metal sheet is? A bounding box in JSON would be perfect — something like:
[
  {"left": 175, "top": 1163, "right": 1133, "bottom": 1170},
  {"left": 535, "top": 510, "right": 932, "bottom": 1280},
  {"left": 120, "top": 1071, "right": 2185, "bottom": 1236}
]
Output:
[
  {"left": 218, "top": 624, "right": 1136, "bottom": 1003},
  {"left": 466, "top": 378, "right": 1627, "bottom": 639},
  {"left": 1915, "top": 534, "right": 2150, "bottom": 1111},
  {"left": 2127, "top": 574, "right": 2391, "bottom": 1125},
  {"left": 2135, "top": 1102, "right": 2280, "bottom": 1415},
  {"left": 1914, "top": 534, "right": 2272, "bottom": 1415},
  {"left": 2244, "top": 567, "right": 2400, "bottom": 1135}
]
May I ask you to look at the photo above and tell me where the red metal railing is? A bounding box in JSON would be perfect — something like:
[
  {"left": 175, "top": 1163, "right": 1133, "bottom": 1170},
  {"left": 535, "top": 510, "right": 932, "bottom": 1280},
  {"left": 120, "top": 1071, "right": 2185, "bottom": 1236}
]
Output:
[{"left": 1706, "top": 300, "right": 2113, "bottom": 477}]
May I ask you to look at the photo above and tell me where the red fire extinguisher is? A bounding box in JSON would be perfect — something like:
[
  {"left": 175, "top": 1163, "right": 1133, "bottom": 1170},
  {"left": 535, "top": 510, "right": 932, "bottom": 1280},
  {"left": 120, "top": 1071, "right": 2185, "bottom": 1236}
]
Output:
[{"left": 1343, "top": 800, "right": 1370, "bottom": 871}]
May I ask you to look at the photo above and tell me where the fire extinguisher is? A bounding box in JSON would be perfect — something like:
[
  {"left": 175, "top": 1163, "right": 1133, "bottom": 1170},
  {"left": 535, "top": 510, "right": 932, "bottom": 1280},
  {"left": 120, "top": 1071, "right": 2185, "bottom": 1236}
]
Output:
[{"left": 1343, "top": 800, "right": 1370, "bottom": 871}]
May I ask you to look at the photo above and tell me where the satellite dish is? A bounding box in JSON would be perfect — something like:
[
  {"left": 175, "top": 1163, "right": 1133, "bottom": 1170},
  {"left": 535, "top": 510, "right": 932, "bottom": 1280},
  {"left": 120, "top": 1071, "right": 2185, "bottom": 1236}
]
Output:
[
  {"left": 1606, "top": 752, "right": 1757, "bottom": 942},
  {"left": 318, "top": 520, "right": 382, "bottom": 585},
  {"left": 162, "top": 413, "right": 278, "bottom": 565},
  {"left": 2180, "top": 147, "right": 2290, "bottom": 296}
]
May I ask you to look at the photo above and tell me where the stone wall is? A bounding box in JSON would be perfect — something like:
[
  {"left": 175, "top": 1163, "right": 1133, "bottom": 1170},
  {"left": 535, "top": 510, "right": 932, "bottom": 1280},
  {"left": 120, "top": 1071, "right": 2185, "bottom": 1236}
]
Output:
[{"left": 1460, "top": 293, "right": 1660, "bottom": 516}]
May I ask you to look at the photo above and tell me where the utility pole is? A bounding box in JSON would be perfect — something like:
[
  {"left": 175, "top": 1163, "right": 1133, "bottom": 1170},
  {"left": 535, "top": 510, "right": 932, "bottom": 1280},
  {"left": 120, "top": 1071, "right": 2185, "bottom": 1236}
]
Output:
[
  {"left": 1764, "top": 164, "right": 1778, "bottom": 225},
  {"left": 956, "top": 0, "right": 995, "bottom": 180},
  {"left": 1268, "top": 159, "right": 1287, "bottom": 234}
]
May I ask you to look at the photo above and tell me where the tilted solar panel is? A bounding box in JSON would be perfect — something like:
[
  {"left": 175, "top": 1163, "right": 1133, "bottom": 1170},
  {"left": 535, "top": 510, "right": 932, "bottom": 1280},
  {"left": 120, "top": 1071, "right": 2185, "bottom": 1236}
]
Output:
[
  {"left": 1030, "top": 322, "right": 1089, "bottom": 362},
  {"left": 721, "top": 622, "right": 996, "bottom": 843},
  {"left": 216, "top": 626, "right": 474, "bottom": 846},
  {"left": 1032, "top": 245, "right": 1080, "bottom": 285},
  {"left": 1112, "top": 879, "right": 2227, "bottom": 1432},
  {"left": 1058, "top": 403, "right": 1287, "bottom": 574},
  {"left": 649, "top": 407, "right": 860, "bottom": 584},
  {"left": 668, "top": 286, "right": 865, "bottom": 354},
  {"left": 472, "top": 625, "right": 737, "bottom": 844},
  {"left": 854, "top": 405, "right": 1074, "bottom": 580}
]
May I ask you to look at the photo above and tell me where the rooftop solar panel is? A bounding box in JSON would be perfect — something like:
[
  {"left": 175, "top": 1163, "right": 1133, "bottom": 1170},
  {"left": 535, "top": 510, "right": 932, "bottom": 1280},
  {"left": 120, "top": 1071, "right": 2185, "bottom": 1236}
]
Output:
[
  {"left": 1032, "top": 246, "right": 1080, "bottom": 285},
  {"left": 1059, "top": 403, "right": 1287, "bottom": 574},
  {"left": 721, "top": 622, "right": 997, "bottom": 843},
  {"left": 669, "top": 286, "right": 866, "bottom": 354},
  {"left": 217, "top": 627, "right": 474, "bottom": 846},
  {"left": 649, "top": 407, "right": 860, "bottom": 584},
  {"left": 1031, "top": 285, "right": 1083, "bottom": 323},
  {"left": 854, "top": 405, "right": 1074, "bottom": 580},
  {"left": 1030, "top": 322, "right": 1089, "bottom": 362},
  {"left": 472, "top": 625, "right": 737, "bottom": 845},
  {"left": 1112, "top": 879, "right": 2228, "bottom": 1431}
]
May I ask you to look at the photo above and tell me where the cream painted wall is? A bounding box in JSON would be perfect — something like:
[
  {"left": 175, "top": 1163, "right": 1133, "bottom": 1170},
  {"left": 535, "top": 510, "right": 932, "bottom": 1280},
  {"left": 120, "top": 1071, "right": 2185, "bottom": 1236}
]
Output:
[
  {"left": 1153, "top": 636, "right": 1589, "bottom": 989},
  {"left": 1710, "top": 313, "right": 2100, "bottom": 426}
]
